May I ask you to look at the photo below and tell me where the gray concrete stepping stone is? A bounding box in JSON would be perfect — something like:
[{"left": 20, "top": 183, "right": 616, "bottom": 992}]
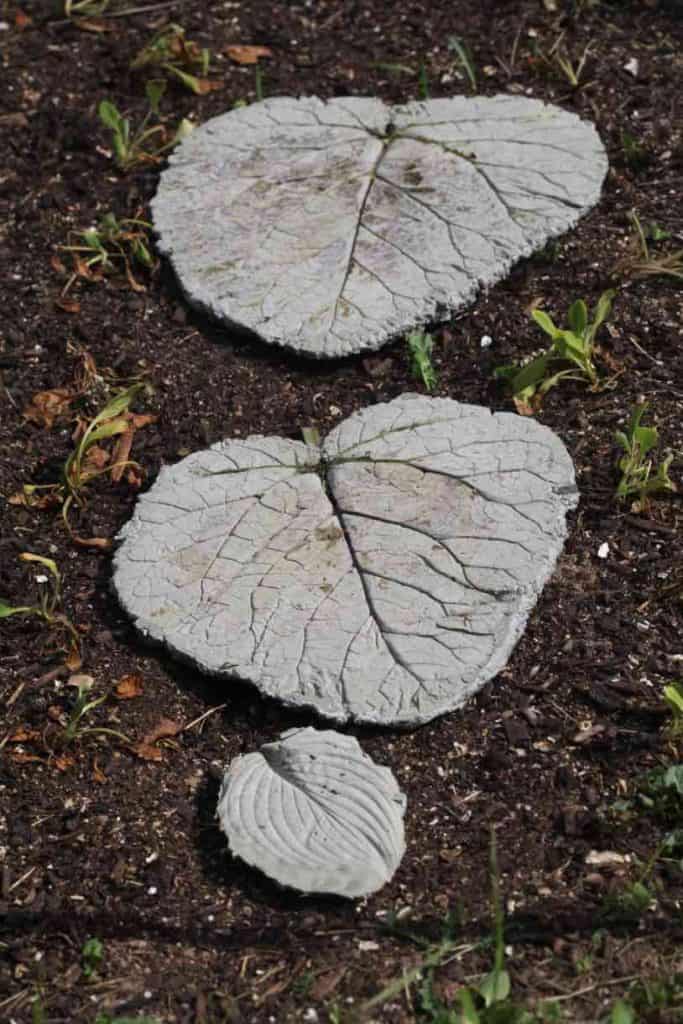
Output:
[
  {"left": 216, "top": 727, "right": 406, "bottom": 897},
  {"left": 113, "top": 395, "right": 578, "bottom": 726},
  {"left": 152, "top": 94, "right": 607, "bottom": 358}
]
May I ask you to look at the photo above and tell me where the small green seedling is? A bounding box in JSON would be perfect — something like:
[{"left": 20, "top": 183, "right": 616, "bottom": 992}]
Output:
[
  {"left": 417, "top": 61, "right": 430, "bottom": 99},
  {"left": 0, "top": 553, "right": 80, "bottom": 665},
  {"left": 551, "top": 36, "right": 593, "bottom": 88},
  {"left": 19, "top": 384, "right": 150, "bottom": 543},
  {"left": 615, "top": 402, "right": 676, "bottom": 511},
  {"left": 64, "top": 0, "right": 109, "bottom": 16},
  {"left": 620, "top": 129, "right": 649, "bottom": 170},
  {"left": 613, "top": 210, "right": 683, "bottom": 283},
  {"left": 82, "top": 937, "right": 104, "bottom": 980},
  {"left": 131, "top": 23, "right": 215, "bottom": 95},
  {"left": 255, "top": 65, "right": 265, "bottom": 102},
  {"left": 495, "top": 290, "right": 615, "bottom": 412},
  {"left": 606, "top": 1000, "right": 635, "bottom": 1024},
  {"left": 60, "top": 212, "right": 154, "bottom": 294},
  {"left": 448, "top": 35, "right": 477, "bottom": 91},
  {"left": 663, "top": 682, "right": 683, "bottom": 739},
  {"left": 98, "top": 81, "right": 193, "bottom": 171},
  {"left": 407, "top": 330, "right": 438, "bottom": 392}
]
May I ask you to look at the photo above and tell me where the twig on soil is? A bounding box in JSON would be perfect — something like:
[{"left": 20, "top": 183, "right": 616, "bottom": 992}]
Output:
[
  {"left": 100, "top": 0, "right": 197, "bottom": 15},
  {"left": 544, "top": 973, "right": 641, "bottom": 1003},
  {"left": 182, "top": 703, "right": 227, "bottom": 733},
  {"left": 0, "top": 990, "right": 30, "bottom": 1014},
  {"left": 8, "top": 867, "right": 37, "bottom": 893}
]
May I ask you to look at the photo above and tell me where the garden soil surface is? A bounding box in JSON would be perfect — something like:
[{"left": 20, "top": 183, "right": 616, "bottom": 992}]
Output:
[{"left": 1, "top": 1, "right": 682, "bottom": 1022}]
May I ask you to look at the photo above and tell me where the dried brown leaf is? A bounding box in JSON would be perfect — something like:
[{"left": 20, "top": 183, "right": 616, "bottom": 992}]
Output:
[
  {"left": 110, "top": 425, "right": 134, "bottom": 483},
  {"left": 64, "top": 646, "right": 83, "bottom": 672},
  {"left": 53, "top": 754, "right": 76, "bottom": 772},
  {"left": 23, "top": 388, "right": 73, "bottom": 428},
  {"left": 114, "top": 673, "right": 144, "bottom": 700},
  {"left": 225, "top": 44, "right": 273, "bottom": 64},
  {"left": 513, "top": 396, "right": 537, "bottom": 417},
  {"left": 55, "top": 296, "right": 81, "bottom": 314},
  {"left": 7, "top": 726, "right": 41, "bottom": 744},
  {"left": 131, "top": 717, "right": 183, "bottom": 761},
  {"left": 75, "top": 17, "right": 110, "bottom": 33},
  {"left": 51, "top": 254, "right": 68, "bottom": 276},
  {"left": 9, "top": 751, "right": 44, "bottom": 764},
  {"left": 71, "top": 535, "right": 113, "bottom": 550},
  {"left": 82, "top": 444, "right": 110, "bottom": 476},
  {"left": 311, "top": 967, "right": 347, "bottom": 1001}
]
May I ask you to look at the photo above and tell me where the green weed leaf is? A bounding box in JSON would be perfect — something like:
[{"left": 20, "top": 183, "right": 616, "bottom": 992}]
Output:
[
  {"left": 609, "top": 999, "right": 635, "bottom": 1024},
  {"left": 479, "top": 967, "right": 511, "bottom": 1007},
  {"left": 0, "top": 600, "right": 32, "bottom": 617},
  {"left": 567, "top": 299, "right": 587, "bottom": 336}
]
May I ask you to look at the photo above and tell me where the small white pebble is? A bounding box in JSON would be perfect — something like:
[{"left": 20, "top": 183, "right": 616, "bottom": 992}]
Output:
[
  {"left": 147, "top": 886, "right": 157, "bottom": 896},
  {"left": 35, "top": 575, "right": 48, "bottom": 584},
  {"left": 597, "top": 542, "right": 609, "bottom": 559},
  {"left": 624, "top": 57, "right": 639, "bottom": 77},
  {"left": 480, "top": 334, "right": 493, "bottom": 349},
  {"left": 144, "top": 990, "right": 152, "bottom": 1000},
  {"left": 303, "top": 1010, "right": 319, "bottom": 1024}
]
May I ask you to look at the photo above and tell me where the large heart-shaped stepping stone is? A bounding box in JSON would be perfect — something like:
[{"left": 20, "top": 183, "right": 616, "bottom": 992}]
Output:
[
  {"left": 114, "top": 396, "right": 578, "bottom": 726},
  {"left": 217, "top": 727, "right": 406, "bottom": 898},
  {"left": 153, "top": 95, "right": 607, "bottom": 358}
]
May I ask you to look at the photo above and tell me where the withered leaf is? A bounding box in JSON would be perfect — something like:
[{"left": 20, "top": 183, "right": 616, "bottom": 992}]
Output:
[
  {"left": 55, "top": 296, "right": 81, "bottom": 314},
  {"left": 114, "top": 673, "right": 144, "bottom": 700},
  {"left": 72, "top": 535, "right": 113, "bottom": 550},
  {"left": 53, "top": 754, "right": 76, "bottom": 772},
  {"left": 225, "top": 44, "right": 273, "bottom": 64},
  {"left": 132, "top": 717, "right": 183, "bottom": 761},
  {"left": 7, "top": 726, "right": 41, "bottom": 744},
  {"left": 23, "top": 388, "right": 73, "bottom": 428}
]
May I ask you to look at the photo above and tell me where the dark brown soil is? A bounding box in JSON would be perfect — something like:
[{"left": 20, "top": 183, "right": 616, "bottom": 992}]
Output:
[{"left": 1, "top": 1, "right": 682, "bottom": 1022}]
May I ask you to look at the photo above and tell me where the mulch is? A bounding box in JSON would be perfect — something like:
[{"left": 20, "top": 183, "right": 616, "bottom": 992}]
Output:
[{"left": 0, "top": 1, "right": 682, "bottom": 1021}]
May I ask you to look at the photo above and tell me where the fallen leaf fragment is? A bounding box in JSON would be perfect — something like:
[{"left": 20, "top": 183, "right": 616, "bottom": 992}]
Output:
[
  {"left": 310, "top": 967, "right": 346, "bottom": 1002},
  {"left": 8, "top": 751, "right": 44, "bottom": 764},
  {"left": 132, "top": 717, "right": 183, "bottom": 761},
  {"left": 72, "top": 534, "right": 113, "bottom": 550},
  {"left": 110, "top": 411, "right": 157, "bottom": 483},
  {"left": 64, "top": 646, "right": 83, "bottom": 672},
  {"left": 585, "top": 850, "right": 629, "bottom": 867},
  {"left": 55, "top": 296, "right": 81, "bottom": 314},
  {"left": 8, "top": 488, "right": 62, "bottom": 510},
  {"left": 53, "top": 754, "right": 75, "bottom": 772},
  {"left": 75, "top": 17, "right": 110, "bottom": 33},
  {"left": 92, "top": 758, "right": 107, "bottom": 783},
  {"left": 23, "top": 388, "right": 73, "bottom": 428},
  {"left": 67, "top": 673, "right": 94, "bottom": 690},
  {"left": 82, "top": 444, "right": 110, "bottom": 477},
  {"left": 15, "top": 9, "right": 32, "bottom": 29},
  {"left": 114, "top": 673, "right": 143, "bottom": 700},
  {"left": 513, "top": 396, "right": 537, "bottom": 417},
  {"left": 7, "top": 726, "right": 41, "bottom": 744},
  {"left": 226, "top": 44, "right": 273, "bottom": 64},
  {"left": 572, "top": 723, "right": 606, "bottom": 744},
  {"left": 110, "top": 425, "right": 135, "bottom": 483}
]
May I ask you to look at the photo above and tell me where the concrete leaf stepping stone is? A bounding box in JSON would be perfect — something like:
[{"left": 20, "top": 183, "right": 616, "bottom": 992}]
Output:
[
  {"left": 114, "top": 395, "right": 578, "bottom": 726},
  {"left": 153, "top": 94, "right": 607, "bottom": 357},
  {"left": 217, "top": 727, "right": 406, "bottom": 897}
]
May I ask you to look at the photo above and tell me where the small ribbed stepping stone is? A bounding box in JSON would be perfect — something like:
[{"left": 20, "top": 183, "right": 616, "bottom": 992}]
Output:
[
  {"left": 216, "top": 727, "right": 406, "bottom": 897},
  {"left": 152, "top": 94, "right": 607, "bottom": 358},
  {"left": 113, "top": 395, "right": 578, "bottom": 726}
]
